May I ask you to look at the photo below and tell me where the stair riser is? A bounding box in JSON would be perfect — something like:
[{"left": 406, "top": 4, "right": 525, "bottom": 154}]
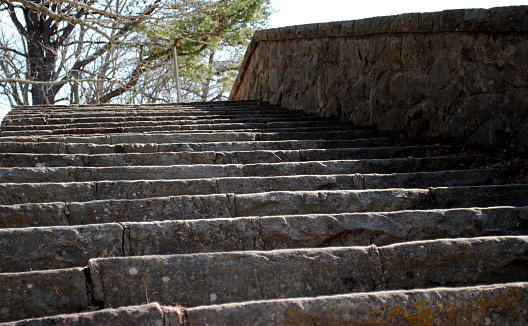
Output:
[
  {"left": 1, "top": 185, "right": 526, "bottom": 228},
  {"left": 0, "top": 125, "right": 358, "bottom": 137},
  {"left": 2, "top": 207, "right": 526, "bottom": 273},
  {"left": 0, "top": 146, "right": 455, "bottom": 167},
  {"left": 2, "top": 120, "right": 349, "bottom": 132},
  {"left": 0, "top": 139, "right": 399, "bottom": 154},
  {"left": 0, "top": 169, "right": 517, "bottom": 205},
  {"left": 186, "top": 283, "right": 528, "bottom": 326},
  {"left": 0, "top": 156, "right": 487, "bottom": 183},
  {"left": 1, "top": 117, "right": 322, "bottom": 130},
  {"left": 0, "top": 268, "right": 87, "bottom": 323},
  {"left": 0, "top": 130, "right": 400, "bottom": 144},
  {"left": 88, "top": 237, "right": 528, "bottom": 308}
]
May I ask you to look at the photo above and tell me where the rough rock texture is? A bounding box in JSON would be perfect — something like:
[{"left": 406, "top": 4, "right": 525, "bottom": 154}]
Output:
[
  {"left": 0, "top": 268, "right": 87, "bottom": 322},
  {"left": 186, "top": 283, "right": 528, "bottom": 326},
  {"left": 230, "top": 6, "right": 528, "bottom": 152},
  {"left": 88, "top": 237, "right": 528, "bottom": 308},
  {"left": 1, "top": 303, "right": 183, "bottom": 326}
]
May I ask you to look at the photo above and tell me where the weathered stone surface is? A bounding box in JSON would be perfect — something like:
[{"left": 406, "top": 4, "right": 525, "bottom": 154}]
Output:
[
  {"left": 0, "top": 164, "right": 244, "bottom": 183},
  {"left": 234, "top": 189, "right": 433, "bottom": 216},
  {"left": 0, "top": 203, "right": 67, "bottom": 228},
  {"left": 231, "top": 6, "right": 528, "bottom": 151},
  {"left": 380, "top": 236, "right": 528, "bottom": 289},
  {"left": 1, "top": 303, "right": 178, "bottom": 326},
  {"left": 186, "top": 283, "right": 528, "bottom": 326},
  {"left": 127, "top": 218, "right": 258, "bottom": 255},
  {"left": 7, "top": 184, "right": 526, "bottom": 227},
  {"left": 127, "top": 207, "right": 528, "bottom": 255},
  {"left": 89, "top": 247, "right": 375, "bottom": 308},
  {"left": 0, "top": 224, "right": 123, "bottom": 273},
  {"left": 89, "top": 237, "right": 528, "bottom": 309},
  {"left": 0, "top": 182, "right": 95, "bottom": 205},
  {"left": 432, "top": 184, "right": 528, "bottom": 208},
  {"left": 0, "top": 268, "right": 87, "bottom": 323},
  {"left": 67, "top": 194, "right": 234, "bottom": 225},
  {"left": 1, "top": 145, "right": 467, "bottom": 167},
  {"left": 95, "top": 179, "right": 218, "bottom": 200},
  {"left": 0, "top": 155, "right": 481, "bottom": 183}
]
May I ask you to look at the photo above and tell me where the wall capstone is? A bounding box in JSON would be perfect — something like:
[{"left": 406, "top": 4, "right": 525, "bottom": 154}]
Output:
[{"left": 230, "top": 6, "right": 528, "bottom": 151}]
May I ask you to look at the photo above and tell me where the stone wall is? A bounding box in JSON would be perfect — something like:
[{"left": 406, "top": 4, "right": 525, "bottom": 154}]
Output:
[{"left": 230, "top": 6, "right": 528, "bottom": 151}]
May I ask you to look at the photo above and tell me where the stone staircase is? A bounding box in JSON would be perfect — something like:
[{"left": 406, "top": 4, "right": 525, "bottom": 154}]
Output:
[{"left": 0, "top": 100, "right": 527, "bottom": 325}]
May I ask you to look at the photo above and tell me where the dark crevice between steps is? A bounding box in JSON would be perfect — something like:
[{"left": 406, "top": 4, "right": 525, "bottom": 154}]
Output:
[
  {"left": 63, "top": 203, "right": 72, "bottom": 226},
  {"left": 228, "top": 193, "right": 237, "bottom": 218},
  {"left": 84, "top": 266, "right": 105, "bottom": 311},
  {"left": 367, "top": 244, "right": 387, "bottom": 291},
  {"left": 118, "top": 222, "right": 131, "bottom": 256},
  {"left": 428, "top": 187, "right": 437, "bottom": 209},
  {"left": 178, "top": 307, "right": 191, "bottom": 326},
  {"left": 252, "top": 216, "right": 263, "bottom": 250}
]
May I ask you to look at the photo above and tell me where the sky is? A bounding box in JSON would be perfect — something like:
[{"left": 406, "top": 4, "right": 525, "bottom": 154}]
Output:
[{"left": 1, "top": 0, "right": 527, "bottom": 122}]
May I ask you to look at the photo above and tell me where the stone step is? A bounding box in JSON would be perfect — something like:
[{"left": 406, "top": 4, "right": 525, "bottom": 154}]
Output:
[
  {"left": 0, "top": 121, "right": 358, "bottom": 137},
  {"left": 0, "top": 156, "right": 485, "bottom": 183},
  {"left": 0, "top": 267, "right": 88, "bottom": 323},
  {"left": 1, "top": 111, "right": 306, "bottom": 127},
  {"left": 1, "top": 303, "right": 183, "bottom": 326},
  {"left": 1, "top": 236, "right": 526, "bottom": 322},
  {"left": 0, "top": 169, "right": 518, "bottom": 205},
  {"left": 86, "top": 236, "right": 528, "bottom": 308},
  {"left": 3, "top": 284, "right": 526, "bottom": 326},
  {"left": 0, "top": 145, "right": 457, "bottom": 167},
  {"left": 184, "top": 283, "right": 528, "bottom": 326},
  {"left": 0, "top": 129, "right": 401, "bottom": 144},
  {"left": 2, "top": 108, "right": 305, "bottom": 123},
  {"left": 5, "top": 101, "right": 275, "bottom": 115},
  {"left": 1, "top": 116, "right": 323, "bottom": 131},
  {"left": 0, "top": 138, "right": 405, "bottom": 154},
  {"left": 1, "top": 185, "right": 526, "bottom": 228},
  {"left": 1, "top": 206, "right": 526, "bottom": 273}
]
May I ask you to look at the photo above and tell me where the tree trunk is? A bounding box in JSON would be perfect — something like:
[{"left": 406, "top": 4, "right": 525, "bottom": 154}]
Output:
[{"left": 25, "top": 7, "right": 59, "bottom": 105}]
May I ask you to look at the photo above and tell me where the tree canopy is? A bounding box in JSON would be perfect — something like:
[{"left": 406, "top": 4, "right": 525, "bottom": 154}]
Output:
[{"left": 0, "top": 0, "right": 271, "bottom": 106}]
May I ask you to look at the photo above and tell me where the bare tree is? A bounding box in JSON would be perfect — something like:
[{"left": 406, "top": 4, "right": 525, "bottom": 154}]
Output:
[{"left": 0, "top": 0, "right": 271, "bottom": 106}]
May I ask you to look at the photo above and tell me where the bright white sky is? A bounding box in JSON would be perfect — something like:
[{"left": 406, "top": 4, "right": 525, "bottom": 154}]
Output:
[{"left": 0, "top": 0, "right": 526, "bottom": 121}]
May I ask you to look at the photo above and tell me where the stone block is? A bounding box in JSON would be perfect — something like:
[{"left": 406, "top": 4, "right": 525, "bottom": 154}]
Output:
[
  {"left": 432, "top": 184, "right": 528, "bottom": 209},
  {"left": 0, "top": 268, "right": 87, "bottom": 323},
  {"left": 186, "top": 283, "right": 528, "bottom": 326},
  {"left": 0, "top": 203, "right": 67, "bottom": 228},
  {"left": 68, "top": 194, "right": 234, "bottom": 225},
  {"left": 490, "top": 6, "right": 528, "bottom": 32},
  {"left": 128, "top": 218, "right": 257, "bottom": 255},
  {"left": 3, "top": 303, "right": 176, "bottom": 326},
  {"left": 89, "top": 247, "right": 374, "bottom": 308},
  {"left": 0, "top": 182, "right": 95, "bottom": 205},
  {"left": 380, "top": 236, "right": 528, "bottom": 289},
  {"left": 234, "top": 189, "right": 433, "bottom": 217},
  {"left": 0, "top": 224, "right": 123, "bottom": 273}
]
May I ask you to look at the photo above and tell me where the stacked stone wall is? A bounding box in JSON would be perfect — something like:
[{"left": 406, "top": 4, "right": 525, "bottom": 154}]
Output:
[{"left": 230, "top": 6, "right": 528, "bottom": 151}]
